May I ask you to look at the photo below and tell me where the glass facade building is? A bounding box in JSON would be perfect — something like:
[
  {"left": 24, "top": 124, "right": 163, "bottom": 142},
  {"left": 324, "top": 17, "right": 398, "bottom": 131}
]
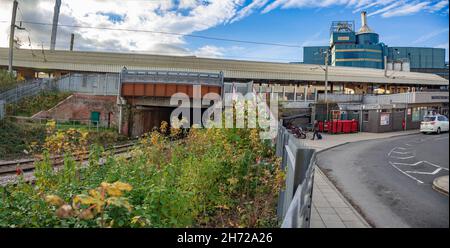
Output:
[{"left": 303, "top": 12, "right": 448, "bottom": 78}]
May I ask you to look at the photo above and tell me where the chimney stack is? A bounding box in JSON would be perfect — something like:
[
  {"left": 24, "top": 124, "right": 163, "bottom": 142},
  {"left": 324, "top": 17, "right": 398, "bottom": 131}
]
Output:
[
  {"left": 361, "top": 11, "right": 367, "bottom": 27},
  {"left": 358, "top": 11, "right": 373, "bottom": 33}
]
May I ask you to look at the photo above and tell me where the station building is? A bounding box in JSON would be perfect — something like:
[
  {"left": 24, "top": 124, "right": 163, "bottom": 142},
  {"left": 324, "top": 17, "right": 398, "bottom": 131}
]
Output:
[
  {"left": 304, "top": 12, "right": 449, "bottom": 80},
  {"left": 0, "top": 45, "right": 448, "bottom": 136}
]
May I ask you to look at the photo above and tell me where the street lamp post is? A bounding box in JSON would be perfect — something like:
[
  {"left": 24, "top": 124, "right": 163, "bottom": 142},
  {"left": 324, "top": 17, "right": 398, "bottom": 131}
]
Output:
[
  {"left": 312, "top": 48, "right": 331, "bottom": 121},
  {"left": 322, "top": 48, "right": 330, "bottom": 121},
  {"left": 324, "top": 49, "right": 329, "bottom": 104}
]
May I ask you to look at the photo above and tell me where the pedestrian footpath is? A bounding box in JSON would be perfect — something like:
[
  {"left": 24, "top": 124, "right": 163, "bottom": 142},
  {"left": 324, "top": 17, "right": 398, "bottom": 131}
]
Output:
[
  {"left": 301, "top": 130, "right": 420, "bottom": 228},
  {"left": 433, "top": 176, "right": 449, "bottom": 196}
]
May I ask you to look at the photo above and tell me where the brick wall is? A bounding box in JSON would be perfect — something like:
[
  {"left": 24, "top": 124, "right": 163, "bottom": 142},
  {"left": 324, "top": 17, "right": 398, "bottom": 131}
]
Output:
[{"left": 33, "top": 93, "right": 119, "bottom": 128}]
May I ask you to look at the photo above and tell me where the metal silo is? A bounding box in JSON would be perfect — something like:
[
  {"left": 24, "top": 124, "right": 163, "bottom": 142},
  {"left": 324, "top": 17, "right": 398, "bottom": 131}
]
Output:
[{"left": 356, "top": 11, "right": 379, "bottom": 45}]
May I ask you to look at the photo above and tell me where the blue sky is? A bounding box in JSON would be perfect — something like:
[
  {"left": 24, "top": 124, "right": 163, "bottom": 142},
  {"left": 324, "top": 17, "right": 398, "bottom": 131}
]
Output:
[
  {"left": 0, "top": 0, "right": 448, "bottom": 62},
  {"left": 184, "top": 1, "right": 449, "bottom": 62}
]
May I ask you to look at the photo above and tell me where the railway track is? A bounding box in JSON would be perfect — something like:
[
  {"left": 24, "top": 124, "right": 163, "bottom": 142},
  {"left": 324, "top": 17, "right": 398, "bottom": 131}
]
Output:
[{"left": 0, "top": 142, "right": 137, "bottom": 185}]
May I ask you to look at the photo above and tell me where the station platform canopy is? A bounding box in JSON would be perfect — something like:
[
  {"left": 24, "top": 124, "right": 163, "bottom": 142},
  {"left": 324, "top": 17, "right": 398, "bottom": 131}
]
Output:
[{"left": 0, "top": 48, "right": 448, "bottom": 86}]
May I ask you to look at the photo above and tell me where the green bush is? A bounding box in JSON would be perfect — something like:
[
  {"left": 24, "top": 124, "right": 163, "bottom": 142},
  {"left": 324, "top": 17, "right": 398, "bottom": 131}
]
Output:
[
  {"left": 0, "top": 120, "right": 46, "bottom": 160},
  {"left": 6, "top": 91, "right": 71, "bottom": 117},
  {"left": 0, "top": 70, "right": 19, "bottom": 92},
  {"left": 0, "top": 119, "right": 128, "bottom": 160},
  {"left": 0, "top": 126, "right": 284, "bottom": 228}
]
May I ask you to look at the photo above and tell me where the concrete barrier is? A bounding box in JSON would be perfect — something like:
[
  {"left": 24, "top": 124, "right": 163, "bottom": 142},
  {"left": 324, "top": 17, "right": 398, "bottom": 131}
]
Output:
[{"left": 276, "top": 124, "right": 316, "bottom": 228}]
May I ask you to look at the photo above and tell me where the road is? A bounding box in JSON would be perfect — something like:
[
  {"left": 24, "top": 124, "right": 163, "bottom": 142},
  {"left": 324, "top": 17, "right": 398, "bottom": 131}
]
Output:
[{"left": 316, "top": 133, "right": 449, "bottom": 228}]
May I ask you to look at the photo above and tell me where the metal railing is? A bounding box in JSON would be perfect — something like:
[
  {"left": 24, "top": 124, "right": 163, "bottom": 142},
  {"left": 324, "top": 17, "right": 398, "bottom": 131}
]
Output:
[
  {"left": 15, "top": 117, "right": 112, "bottom": 132},
  {"left": 0, "top": 100, "right": 4, "bottom": 120},
  {"left": 223, "top": 82, "right": 254, "bottom": 95},
  {"left": 276, "top": 123, "right": 316, "bottom": 228},
  {"left": 57, "top": 73, "right": 120, "bottom": 96},
  {"left": 0, "top": 79, "right": 56, "bottom": 104},
  {"left": 317, "top": 93, "right": 363, "bottom": 103},
  {"left": 121, "top": 69, "right": 224, "bottom": 87},
  {"left": 363, "top": 91, "right": 449, "bottom": 104}
]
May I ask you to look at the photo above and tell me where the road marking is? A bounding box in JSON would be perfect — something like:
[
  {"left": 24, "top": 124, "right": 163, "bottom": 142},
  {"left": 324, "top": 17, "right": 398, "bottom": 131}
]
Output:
[
  {"left": 388, "top": 161, "right": 424, "bottom": 184},
  {"left": 395, "top": 147, "right": 415, "bottom": 151},
  {"left": 405, "top": 168, "right": 442, "bottom": 175},
  {"left": 391, "top": 151, "right": 414, "bottom": 155},
  {"left": 424, "top": 161, "right": 449, "bottom": 171},
  {"left": 396, "top": 147, "right": 408, "bottom": 150},
  {"left": 388, "top": 147, "right": 414, "bottom": 156},
  {"left": 387, "top": 147, "right": 416, "bottom": 160},
  {"left": 435, "top": 136, "right": 449, "bottom": 141},
  {"left": 390, "top": 160, "right": 448, "bottom": 170},
  {"left": 389, "top": 155, "right": 415, "bottom": 160},
  {"left": 387, "top": 147, "right": 397, "bottom": 157},
  {"left": 390, "top": 161, "right": 424, "bottom": 167}
]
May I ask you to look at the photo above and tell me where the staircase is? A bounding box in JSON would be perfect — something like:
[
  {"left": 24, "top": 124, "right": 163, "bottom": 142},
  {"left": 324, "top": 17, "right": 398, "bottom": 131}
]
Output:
[{"left": 0, "top": 79, "right": 57, "bottom": 104}]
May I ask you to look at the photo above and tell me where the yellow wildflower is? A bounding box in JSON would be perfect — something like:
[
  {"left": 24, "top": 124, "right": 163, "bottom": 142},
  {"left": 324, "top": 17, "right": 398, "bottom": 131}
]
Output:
[{"left": 45, "top": 195, "right": 64, "bottom": 207}]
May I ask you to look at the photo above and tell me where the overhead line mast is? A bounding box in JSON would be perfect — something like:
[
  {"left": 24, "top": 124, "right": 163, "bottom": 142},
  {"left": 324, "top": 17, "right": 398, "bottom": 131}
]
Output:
[{"left": 50, "top": 0, "right": 61, "bottom": 51}]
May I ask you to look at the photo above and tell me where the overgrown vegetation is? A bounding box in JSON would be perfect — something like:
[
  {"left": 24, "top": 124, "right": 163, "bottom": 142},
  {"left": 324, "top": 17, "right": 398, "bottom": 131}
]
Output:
[
  {"left": 6, "top": 91, "right": 71, "bottom": 117},
  {"left": 0, "top": 119, "right": 128, "bottom": 160},
  {"left": 0, "top": 69, "right": 22, "bottom": 92},
  {"left": 0, "top": 119, "right": 46, "bottom": 160},
  {"left": 0, "top": 121, "right": 284, "bottom": 227}
]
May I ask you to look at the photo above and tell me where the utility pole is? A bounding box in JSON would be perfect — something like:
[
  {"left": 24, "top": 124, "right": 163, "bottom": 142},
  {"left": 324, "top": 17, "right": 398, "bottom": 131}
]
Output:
[
  {"left": 50, "top": 0, "right": 61, "bottom": 51},
  {"left": 8, "top": 0, "right": 18, "bottom": 73},
  {"left": 384, "top": 55, "right": 388, "bottom": 77},
  {"left": 324, "top": 49, "right": 329, "bottom": 104},
  {"left": 324, "top": 48, "right": 330, "bottom": 121},
  {"left": 70, "top": 33, "right": 74, "bottom": 51}
]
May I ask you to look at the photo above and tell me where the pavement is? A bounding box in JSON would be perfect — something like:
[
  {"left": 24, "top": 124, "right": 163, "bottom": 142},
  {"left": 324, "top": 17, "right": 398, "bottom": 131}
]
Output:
[
  {"left": 298, "top": 130, "right": 421, "bottom": 228},
  {"left": 433, "top": 176, "right": 449, "bottom": 196},
  {"left": 310, "top": 167, "right": 369, "bottom": 228}
]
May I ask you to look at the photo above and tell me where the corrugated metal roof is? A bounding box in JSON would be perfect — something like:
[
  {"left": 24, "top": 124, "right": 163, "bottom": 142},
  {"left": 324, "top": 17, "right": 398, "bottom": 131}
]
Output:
[{"left": 0, "top": 48, "right": 448, "bottom": 86}]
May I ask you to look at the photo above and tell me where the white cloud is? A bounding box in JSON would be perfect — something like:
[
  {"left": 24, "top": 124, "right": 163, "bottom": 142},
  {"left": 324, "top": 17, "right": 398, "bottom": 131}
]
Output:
[
  {"left": 428, "top": 0, "right": 449, "bottom": 12},
  {"left": 381, "top": 2, "right": 431, "bottom": 17},
  {"left": 262, "top": 0, "right": 379, "bottom": 13},
  {"left": 300, "top": 30, "right": 328, "bottom": 47},
  {"left": 263, "top": 0, "right": 354, "bottom": 13},
  {"left": 260, "top": 0, "right": 449, "bottom": 18},
  {"left": 353, "top": 2, "right": 380, "bottom": 13},
  {"left": 194, "top": 45, "right": 225, "bottom": 57},
  {"left": 367, "top": 1, "right": 403, "bottom": 16},
  {"left": 0, "top": 0, "right": 246, "bottom": 55},
  {"left": 231, "top": 0, "right": 270, "bottom": 23},
  {"left": 0, "top": 0, "right": 448, "bottom": 63},
  {"left": 413, "top": 28, "right": 449, "bottom": 44},
  {"left": 179, "top": 0, "right": 201, "bottom": 9}
]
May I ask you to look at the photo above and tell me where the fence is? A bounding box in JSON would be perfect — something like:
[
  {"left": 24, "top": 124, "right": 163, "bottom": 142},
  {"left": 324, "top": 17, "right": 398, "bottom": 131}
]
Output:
[
  {"left": 15, "top": 117, "right": 112, "bottom": 132},
  {"left": 0, "top": 79, "right": 56, "bottom": 104},
  {"left": 276, "top": 123, "right": 316, "bottom": 228},
  {"left": 121, "top": 70, "right": 223, "bottom": 87},
  {"left": 363, "top": 91, "right": 449, "bottom": 105},
  {"left": 0, "top": 100, "right": 4, "bottom": 120},
  {"left": 317, "top": 93, "right": 363, "bottom": 103},
  {"left": 57, "top": 73, "right": 120, "bottom": 96},
  {"left": 223, "top": 82, "right": 254, "bottom": 95}
]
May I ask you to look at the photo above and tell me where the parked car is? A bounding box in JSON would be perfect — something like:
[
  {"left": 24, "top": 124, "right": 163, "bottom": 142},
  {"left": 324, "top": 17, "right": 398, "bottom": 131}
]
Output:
[{"left": 420, "top": 115, "right": 449, "bottom": 134}]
